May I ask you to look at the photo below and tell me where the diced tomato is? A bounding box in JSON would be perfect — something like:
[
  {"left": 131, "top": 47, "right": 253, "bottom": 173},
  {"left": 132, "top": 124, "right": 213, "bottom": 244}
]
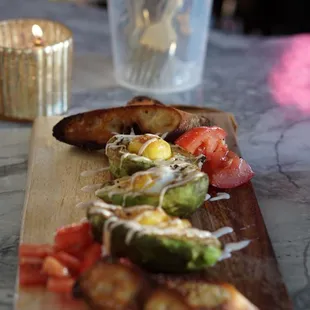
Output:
[
  {"left": 19, "top": 256, "right": 44, "bottom": 266},
  {"left": 175, "top": 127, "right": 228, "bottom": 160},
  {"left": 54, "top": 222, "right": 93, "bottom": 252},
  {"left": 42, "top": 256, "right": 69, "bottom": 277},
  {"left": 52, "top": 251, "right": 81, "bottom": 274},
  {"left": 19, "top": 244, "right": 54, "bottom": 258},
  {"left": 203, "top": 151, "right": 254, "bottom": 188},
  {"left": 176, "top": 127, "right": 254, "bottom": 188},
  {"left": 19, "top": 268, "right": 47, "bottom": 286},
  {"left": 47, "top": 277, "right": 75, "bottom": 294},
  {"left": 80, "top": 243, "right": 102, "bottom": 274}
]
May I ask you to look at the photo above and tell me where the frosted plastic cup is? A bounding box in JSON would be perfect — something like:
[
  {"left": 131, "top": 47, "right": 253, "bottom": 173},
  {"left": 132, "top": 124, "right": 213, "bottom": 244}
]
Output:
[{"left": 108, "top": 0, "right": 213, "bottom": 94}]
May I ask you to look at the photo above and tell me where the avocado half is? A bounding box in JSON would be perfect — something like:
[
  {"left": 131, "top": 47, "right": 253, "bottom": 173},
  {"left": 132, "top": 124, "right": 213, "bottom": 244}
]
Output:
[
  {"left": 87, "top": 205, "right": 221, "bottom": 273},
  {"left": 105, "top": 135, "right": 204, "bottom": 178},
  {"left": 95, "top": 165, "right": 209, "bottom": 218}
]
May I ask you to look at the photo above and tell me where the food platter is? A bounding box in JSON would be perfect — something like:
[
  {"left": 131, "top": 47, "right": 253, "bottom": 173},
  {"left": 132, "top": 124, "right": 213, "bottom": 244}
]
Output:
[{"left": 15, "top": 100, "right": 292, "bottom": 310}]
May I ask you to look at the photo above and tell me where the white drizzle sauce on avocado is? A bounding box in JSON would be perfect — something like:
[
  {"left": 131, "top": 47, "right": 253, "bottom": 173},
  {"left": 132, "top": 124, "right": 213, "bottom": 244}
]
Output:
[{"left": 95, "top": 164, "right": 205, "bottom": 209}]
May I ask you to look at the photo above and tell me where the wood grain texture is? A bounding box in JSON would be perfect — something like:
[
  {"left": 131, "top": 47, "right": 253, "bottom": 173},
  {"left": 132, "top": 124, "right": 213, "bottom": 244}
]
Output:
[{"left": 15, "top": 112, "right": 292, "bottom": 310}]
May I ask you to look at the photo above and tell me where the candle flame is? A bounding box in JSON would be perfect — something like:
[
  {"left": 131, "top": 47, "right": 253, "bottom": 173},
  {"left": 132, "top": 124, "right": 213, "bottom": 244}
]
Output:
[{"left": 32, "top": 24, "right": 43, "bottom": 38}]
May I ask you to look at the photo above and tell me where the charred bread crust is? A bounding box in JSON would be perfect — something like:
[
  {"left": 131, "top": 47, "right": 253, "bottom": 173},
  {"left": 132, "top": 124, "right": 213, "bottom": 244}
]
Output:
[
  {"left": 52, "top": 105, "right": 212, "bottom": 150},
  {"left": 126, "top": 96, "right": 165, "bottom": 106}
]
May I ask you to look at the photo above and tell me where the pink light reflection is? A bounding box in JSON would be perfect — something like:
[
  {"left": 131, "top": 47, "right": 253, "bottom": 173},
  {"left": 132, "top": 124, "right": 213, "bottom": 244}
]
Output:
[{"left": 269, "top": 34, "right": 310, "bottom": 112}]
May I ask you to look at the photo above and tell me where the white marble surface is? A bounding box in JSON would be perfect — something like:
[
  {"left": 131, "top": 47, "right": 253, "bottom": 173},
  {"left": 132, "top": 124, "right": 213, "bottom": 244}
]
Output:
[{"left": 1, "top": 1, "right": 310, "bottom": 309}]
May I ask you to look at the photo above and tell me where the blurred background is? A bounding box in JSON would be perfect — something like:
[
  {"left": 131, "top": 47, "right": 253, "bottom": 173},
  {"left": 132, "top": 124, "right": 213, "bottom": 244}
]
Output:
[{"left": 71, "top": 0, "right": 310, "bottom": 36}]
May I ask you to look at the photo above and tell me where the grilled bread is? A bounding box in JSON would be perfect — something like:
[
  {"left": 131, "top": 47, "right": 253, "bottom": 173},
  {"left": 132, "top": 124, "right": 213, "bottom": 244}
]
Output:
[{"left": 53, "top": 104, "right": 212, "bottom": 150}]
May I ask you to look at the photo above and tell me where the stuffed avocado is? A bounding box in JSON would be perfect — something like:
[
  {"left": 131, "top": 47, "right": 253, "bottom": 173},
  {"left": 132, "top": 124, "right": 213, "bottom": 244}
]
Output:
[
  {"left": 86, "top": 203, "right": 222, "bottom": 273},
  {"left": 105, "top": 134, "right": 204, "bottom": 178},
  {"left": 95, "top": 163, "right": 209, "bottom": 217}
]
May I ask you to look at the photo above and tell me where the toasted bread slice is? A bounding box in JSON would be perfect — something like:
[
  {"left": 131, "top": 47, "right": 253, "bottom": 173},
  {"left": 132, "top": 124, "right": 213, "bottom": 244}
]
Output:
[
  {"left": 165, "top": 280, "right": 259, "bottom": 310},
  {"left": 126, "top": 96, "right": 165, "bottom": 106},
  {"left": 53, "top": 105, "right": 212, "bottom": 150}
]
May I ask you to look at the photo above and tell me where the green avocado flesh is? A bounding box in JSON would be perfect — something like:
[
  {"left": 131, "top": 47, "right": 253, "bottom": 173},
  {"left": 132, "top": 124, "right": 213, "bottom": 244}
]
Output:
[
  {"left": 87, "top": 210, "right": 222, "bottom": 273},
  {"left": 95, "top": 170, "right": 209, "bottom": 218},
  {"left": 105, "top": 135, "right": 203, "bottom": 178}
]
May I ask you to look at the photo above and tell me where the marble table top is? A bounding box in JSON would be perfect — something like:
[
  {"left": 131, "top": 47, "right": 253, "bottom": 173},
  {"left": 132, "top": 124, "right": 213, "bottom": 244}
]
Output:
[{"left": 1, "top": 1, "right": 310, "bottom": 309}]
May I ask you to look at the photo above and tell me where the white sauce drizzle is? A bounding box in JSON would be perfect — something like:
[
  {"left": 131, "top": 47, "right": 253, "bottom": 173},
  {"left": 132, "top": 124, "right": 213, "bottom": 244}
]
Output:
[
  {"left": 81, "top": 184, "right": 102, "bottom": 193},
  {"left": 209, "top": 192, "right": 231, "bottom": 202},
  {"left": 138, "top": 138, "right": 158, "bottom": 155},
  {"left": 160, "top": 132, "right": 169, "bottom": 140},
  {"left": 212, "top": 227, "right": 233, "bottom": 238},
  {"left": 80, "top": 167, "right": 109, "bottom": 177},
  {"left": 205, "top": 194, "right": 211, "bottom": 201},
  {"left": 218, "top": 240, "right": 251, "bottom": 261}
]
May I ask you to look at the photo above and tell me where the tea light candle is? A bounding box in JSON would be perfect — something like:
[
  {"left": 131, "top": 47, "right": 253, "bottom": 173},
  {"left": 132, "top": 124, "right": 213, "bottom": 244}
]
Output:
[{"left": 0, "top": 19, "right": 73, "bottom": 121}]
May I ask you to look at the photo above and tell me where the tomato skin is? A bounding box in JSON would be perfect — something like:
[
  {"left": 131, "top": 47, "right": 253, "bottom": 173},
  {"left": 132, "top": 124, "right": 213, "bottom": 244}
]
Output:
[
  {"left": 47, "top": 277, "right": 75, "bottom": 294},
  {"left": 176, "top": 127, "right": 254, "bottom": 188},
  {"left": 19, "top": 267, "right": 47, "bottom": 286},
  {"left": 42, "top": 256, "right": 69, "bottom": 277},
  {"left": 175, "top": 127, "right": 227, "bottom": 159},
  {"left": 19, "top": 244, "right": 54, "bottom": 258},
  {"left": 19, "top": 256, "right": 44, "bottom": 266},
  {"left": 80, "top": 243, "right": 102, "bottom": 274},
  {"left": 54, "top": 222, "right": 93, "bottom": 253},
  {"left": 203, "top": 151, "right": 254, "bottom": 189}
]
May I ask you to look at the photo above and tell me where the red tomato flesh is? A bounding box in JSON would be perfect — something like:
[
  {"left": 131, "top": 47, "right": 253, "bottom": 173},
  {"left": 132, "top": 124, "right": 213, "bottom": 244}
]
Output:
[
  {"left": 80, "top": 243, "right": 102, "bottom": 274},
  {"left": 175, "top": 127, "right": 254, "bottom": 188},
  {"left": 19, "top": 244, "right": 54, "bottom": 258},
  {"left": 54, "top": 222, "right": 93, "bottom": 253},
  {"left": 47, "top": 277, "right": 75, "bottom": 294},
  {"left": 19, "top": 256, "right": 44, "bottom": 266},
  {"left": 42, "top": 256, "right": 69, "bottom": 277},
  {"left": 203, "top": 151, "right": 254, "bottom": 188},
  {"left": 52, "top": 251, "right": 81, "bottom": 274},
  {"left": 175, "top": 127, "right": 227, "bottom": 160},
  {"left": 19, "top": 268, "right": 47, "bottom": 286}
]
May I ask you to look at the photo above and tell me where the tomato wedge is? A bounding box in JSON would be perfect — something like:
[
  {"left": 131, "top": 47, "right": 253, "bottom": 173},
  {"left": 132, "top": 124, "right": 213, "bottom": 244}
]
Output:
[
  {"left": 52, "top": 251, "right": 81, "bottom": 274},
  {"left": 19, "top": 267, "right": 47, "bottom": 286},
  {"left": 80, "top": 243, "right": 102, "bottom": 274},
  {"left": 175, "top": 127, "right": 254, "bottom": 188},
  {"left": 54, "top": 222, "right": 93, "bottom": 253},
  {"left": 175, "top": 127, "right": 228, "bottom": 160},
  {"left": 47, "top": 277, "right": 75, "bottom": 294},
  {"left": 42, "top": 256, "right": 69, "bottom": 277},
  {"left": 19, "top": 256, "right": 44, "bottom": 266},
  {"left": 203, "top": 151, "right": 254, "bottom": 188},
  {"left": 19, "top": 244, "right": 54, "bottom": 258}
]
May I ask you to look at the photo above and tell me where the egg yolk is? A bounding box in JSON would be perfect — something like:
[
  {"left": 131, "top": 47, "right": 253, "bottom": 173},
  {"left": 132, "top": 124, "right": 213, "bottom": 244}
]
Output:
[{"left": 128, "top": 135, "right": 171, "bottom": 160}]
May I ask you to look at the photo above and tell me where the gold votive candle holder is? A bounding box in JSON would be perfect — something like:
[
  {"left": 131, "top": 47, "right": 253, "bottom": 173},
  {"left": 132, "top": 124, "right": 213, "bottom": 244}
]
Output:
[{"left": 0, "top": 19, "right": 73, "bottom": 121}]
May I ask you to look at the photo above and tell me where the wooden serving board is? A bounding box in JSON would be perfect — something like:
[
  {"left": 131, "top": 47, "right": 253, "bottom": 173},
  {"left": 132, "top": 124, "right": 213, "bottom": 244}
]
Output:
[{"left": 16, "top": 109, "right": 292, "bottom": 310}]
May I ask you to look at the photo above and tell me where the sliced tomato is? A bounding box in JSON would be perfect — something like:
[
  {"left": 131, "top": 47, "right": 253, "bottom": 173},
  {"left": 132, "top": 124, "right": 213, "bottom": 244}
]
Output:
[
  {"left": 19, "top": 244, "right": 54, "bottom": 258},
  {"left": 175, "top": 127, "right": 228, "bottom": 161},
  {"left": 54, "top": 222, "right": 93, "bottom": 252},
  {"left": 203, "top": 151, "right": 254, "bottom": 188},
  {"left": 80, "top": 243, "right": 102, "bottom": 274},
  {"left": 19, "top": 256, "right": 44, "bottom": 266},
  {"left": 47, "top": 277, "right": 75, "bottom": 294},
  {"left": 52, "top": 251, "right": 81, "bottom": 274},
  {"left": 42, "top": 256, "right": 69, "bottom": 277},
  {"left": 19, "top": 268, "right": 47, "bottom": 286}
]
